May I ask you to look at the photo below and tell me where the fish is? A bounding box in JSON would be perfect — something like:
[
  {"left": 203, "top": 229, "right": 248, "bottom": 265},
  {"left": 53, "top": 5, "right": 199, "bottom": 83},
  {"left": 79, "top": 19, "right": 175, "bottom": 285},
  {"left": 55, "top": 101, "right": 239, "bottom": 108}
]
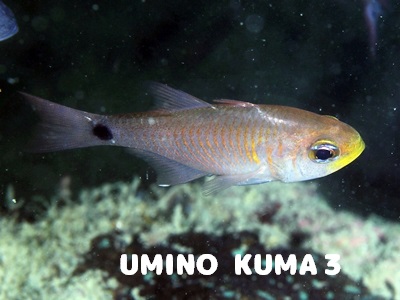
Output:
[
  {"left": 22, "top": 83, "right": 365, "bottom": 195},
  {"left": 0, "top": 0, "right": 18, "bottom": 42},
  {"left": 363, "top": 0, "right": 388, "bottom": 57}
]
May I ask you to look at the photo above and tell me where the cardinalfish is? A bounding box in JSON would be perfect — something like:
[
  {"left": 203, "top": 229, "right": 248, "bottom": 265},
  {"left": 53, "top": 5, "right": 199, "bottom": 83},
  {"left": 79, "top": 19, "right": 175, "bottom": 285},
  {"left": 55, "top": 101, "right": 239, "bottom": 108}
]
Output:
[
  {"left": 363, "top": 0, "right": 389, "bottom": 57},
  {"left": 23, "top": 83, "right": 365, "bottom": 195},
  {"left": 0, "top": 0, "right": 18, "bottom": 42}
]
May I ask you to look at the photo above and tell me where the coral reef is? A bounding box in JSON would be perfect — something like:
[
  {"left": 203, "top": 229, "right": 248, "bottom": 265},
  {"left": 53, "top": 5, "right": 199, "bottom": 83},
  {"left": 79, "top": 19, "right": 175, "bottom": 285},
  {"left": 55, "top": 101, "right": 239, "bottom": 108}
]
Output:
[
  {"left": 0, "top": 178, "right": 398, "bottom": 299},
  {"left": 79, "top": 231, "right": 373, "bottom": 299}
]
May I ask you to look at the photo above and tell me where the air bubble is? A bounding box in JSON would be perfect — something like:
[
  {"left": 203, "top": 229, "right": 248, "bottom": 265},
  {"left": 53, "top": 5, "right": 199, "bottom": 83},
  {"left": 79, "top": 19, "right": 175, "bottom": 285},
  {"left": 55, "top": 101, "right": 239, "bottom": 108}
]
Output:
[{"left": 245, "top": 15, "right": 264, "bottom": 34}]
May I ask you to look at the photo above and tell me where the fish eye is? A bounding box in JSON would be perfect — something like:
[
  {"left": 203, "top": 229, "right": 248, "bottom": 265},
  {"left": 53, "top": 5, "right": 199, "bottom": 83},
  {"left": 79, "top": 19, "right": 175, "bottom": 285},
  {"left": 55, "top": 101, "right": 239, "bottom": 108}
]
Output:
[{"left": 308, "top": 141, "right": 340, "bottom": 163}]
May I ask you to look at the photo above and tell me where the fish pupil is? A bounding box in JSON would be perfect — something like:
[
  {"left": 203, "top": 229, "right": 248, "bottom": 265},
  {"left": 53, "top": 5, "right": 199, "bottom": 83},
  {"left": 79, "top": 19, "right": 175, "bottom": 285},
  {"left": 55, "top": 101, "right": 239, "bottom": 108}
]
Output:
[
  {"left": 92, "top": 124, "right": 113, "bottom": 140},
  {"left": 315, "top": 149, "right": 333, "bottom": 160}
]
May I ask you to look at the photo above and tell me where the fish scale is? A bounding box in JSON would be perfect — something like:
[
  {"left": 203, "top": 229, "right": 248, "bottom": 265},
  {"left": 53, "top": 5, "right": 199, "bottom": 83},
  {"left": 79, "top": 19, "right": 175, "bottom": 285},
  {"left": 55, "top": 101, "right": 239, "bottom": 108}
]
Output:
[
  {"left": 116, "top": 107, "right": 267, "bottom": 174},
  {"left": 22, "top": 82, "right": 364, "bottom": 195}
]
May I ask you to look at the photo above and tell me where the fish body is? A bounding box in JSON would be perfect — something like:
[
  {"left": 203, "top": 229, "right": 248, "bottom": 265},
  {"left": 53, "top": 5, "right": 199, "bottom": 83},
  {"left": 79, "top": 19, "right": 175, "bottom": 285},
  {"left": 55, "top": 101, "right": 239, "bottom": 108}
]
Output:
[
  {"left": 24, "top": 83, "right": 365, "bottom": 195},
  {"left": 0, "top": 0, "right": 18, "bottom": 42}
]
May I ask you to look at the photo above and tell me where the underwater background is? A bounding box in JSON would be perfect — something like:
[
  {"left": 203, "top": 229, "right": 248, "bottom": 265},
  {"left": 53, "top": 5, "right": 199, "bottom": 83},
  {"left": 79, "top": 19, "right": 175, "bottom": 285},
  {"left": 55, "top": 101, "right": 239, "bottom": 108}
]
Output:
[{"left": 0, "top": 0, "right": 399, "bottom": 299}]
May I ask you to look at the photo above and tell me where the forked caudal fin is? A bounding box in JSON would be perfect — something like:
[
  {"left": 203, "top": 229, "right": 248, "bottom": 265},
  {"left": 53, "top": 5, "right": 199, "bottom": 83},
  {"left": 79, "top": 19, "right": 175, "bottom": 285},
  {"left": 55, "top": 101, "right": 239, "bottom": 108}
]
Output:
[{"left": 22, "top": 92, "right": 111, "bottom": 152}]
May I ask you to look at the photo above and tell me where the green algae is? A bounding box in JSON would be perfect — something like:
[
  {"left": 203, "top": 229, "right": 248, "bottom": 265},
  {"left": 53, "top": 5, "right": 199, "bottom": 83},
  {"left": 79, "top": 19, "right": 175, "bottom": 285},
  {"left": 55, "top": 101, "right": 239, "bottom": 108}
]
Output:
[{"left": 0, "top": 178, "right": 397, "bottom": 299}]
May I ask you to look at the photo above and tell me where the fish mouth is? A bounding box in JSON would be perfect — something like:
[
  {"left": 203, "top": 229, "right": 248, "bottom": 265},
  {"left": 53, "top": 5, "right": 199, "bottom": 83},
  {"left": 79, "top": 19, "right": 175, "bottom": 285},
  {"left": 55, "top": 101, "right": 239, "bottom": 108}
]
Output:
[
  {"left": 352, "top": 136, "right": 365, "bottom": 161},
  {"left": 330, "top": 133, "right": 365, "bottom": 171}
]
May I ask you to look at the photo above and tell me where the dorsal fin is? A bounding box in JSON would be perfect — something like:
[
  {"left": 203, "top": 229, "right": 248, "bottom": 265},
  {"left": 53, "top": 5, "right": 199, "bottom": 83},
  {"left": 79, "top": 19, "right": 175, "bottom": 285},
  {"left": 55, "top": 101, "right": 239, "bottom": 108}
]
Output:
[
  {"left": 324, "top": 115, "right": 339, "bottom": 121},
  {"left": 147, "top": 82, "right": 213, "bottom": 111},
  {"left": 213, "top": 99, "right": 256, "bottom": 107}
]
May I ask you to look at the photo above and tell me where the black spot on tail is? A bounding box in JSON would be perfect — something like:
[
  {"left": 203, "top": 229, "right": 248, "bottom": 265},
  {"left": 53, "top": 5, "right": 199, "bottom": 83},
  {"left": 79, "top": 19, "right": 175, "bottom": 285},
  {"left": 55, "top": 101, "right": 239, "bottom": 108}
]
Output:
[{"left": 93, "top": 124, "right": 113, "bottom": 140}]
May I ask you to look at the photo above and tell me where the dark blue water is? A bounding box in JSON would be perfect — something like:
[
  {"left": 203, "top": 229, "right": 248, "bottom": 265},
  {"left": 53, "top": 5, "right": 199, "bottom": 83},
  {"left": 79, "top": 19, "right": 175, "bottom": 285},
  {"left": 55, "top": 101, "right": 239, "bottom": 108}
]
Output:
[{"left": 0, "top": 1, "right": 398, "bottom": 298}]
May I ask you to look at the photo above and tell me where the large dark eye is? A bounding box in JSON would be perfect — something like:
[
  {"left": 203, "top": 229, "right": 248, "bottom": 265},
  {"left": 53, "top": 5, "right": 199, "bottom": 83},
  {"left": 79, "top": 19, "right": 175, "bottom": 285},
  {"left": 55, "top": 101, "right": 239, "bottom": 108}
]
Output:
[
  {"left": 309, "top": 141, "right": 339, "bottom": 163},
  {"left": 315, "top": 148, "right": 333, "bottom": 160}
]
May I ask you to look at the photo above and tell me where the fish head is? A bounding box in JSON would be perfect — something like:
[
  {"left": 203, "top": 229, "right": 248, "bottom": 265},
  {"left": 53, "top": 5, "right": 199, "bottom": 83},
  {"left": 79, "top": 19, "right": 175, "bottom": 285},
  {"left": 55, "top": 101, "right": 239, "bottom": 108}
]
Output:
[{"left": 283, "top": 114, "right": 365, "bottom": 182}]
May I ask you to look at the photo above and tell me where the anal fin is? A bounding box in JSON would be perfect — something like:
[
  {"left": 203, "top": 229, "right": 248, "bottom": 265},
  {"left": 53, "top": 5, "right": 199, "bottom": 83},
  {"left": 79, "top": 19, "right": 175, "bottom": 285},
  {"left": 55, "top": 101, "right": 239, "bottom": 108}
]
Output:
[
  {"left": 203, "top": 174, "right": 247, "bottom": 197},
  {"left": 128, "top": 149, "right": 208, "bottom": 186},
  {"left": 203, "top": 166, "right": 271, "bottom": 196}
]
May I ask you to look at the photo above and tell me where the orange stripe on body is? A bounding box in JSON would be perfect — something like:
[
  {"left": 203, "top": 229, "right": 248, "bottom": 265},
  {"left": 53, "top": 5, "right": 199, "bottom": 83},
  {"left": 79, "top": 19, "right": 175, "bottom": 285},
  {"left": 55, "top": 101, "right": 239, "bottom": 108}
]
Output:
[
  {"left": 278, "top": 139, "right": 284, "bottom": 157},
  {"left": 220, "top": 123, "right": 230, "bottom": 155},
  {"left": 172, "top": 126, "right": 180, "bottom": 157},
  {"left": 205, "top": 123, "right": 223, "bottom": 170},
  {"left": 214, "top": 125, "right": 226, "bottom": 167},
  {"left": 196, "top": 126, "right": 216, "bottom": 170},
  {"left": 181, "top": 127, "right": 190, "bottom": 153},
  {"left": 219, "top": 119, "right": 233, "bottom": 172},
  {"left": 236, "top": 123, "right": 244, "bottom": 164},
  {"left": 228, "top": 123, "right": 239, "bottom": 168},
  {"left": 266, "top": 145, "right": 274, "bottom": 167},
  {"left": 179, "top": 125, "right": 195, "bottom": 165},
  {"left": 243, "top": 122, "right": 253, "bottom": 163},
  {"left": 188, "top": 125, "right": 208, "bottom": 168},
  {"left": 251, "top": 126, "right": 260, "bottom": 164},
  {"left": 292, "top": 147, "right": 303, "bottom": 173}
]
